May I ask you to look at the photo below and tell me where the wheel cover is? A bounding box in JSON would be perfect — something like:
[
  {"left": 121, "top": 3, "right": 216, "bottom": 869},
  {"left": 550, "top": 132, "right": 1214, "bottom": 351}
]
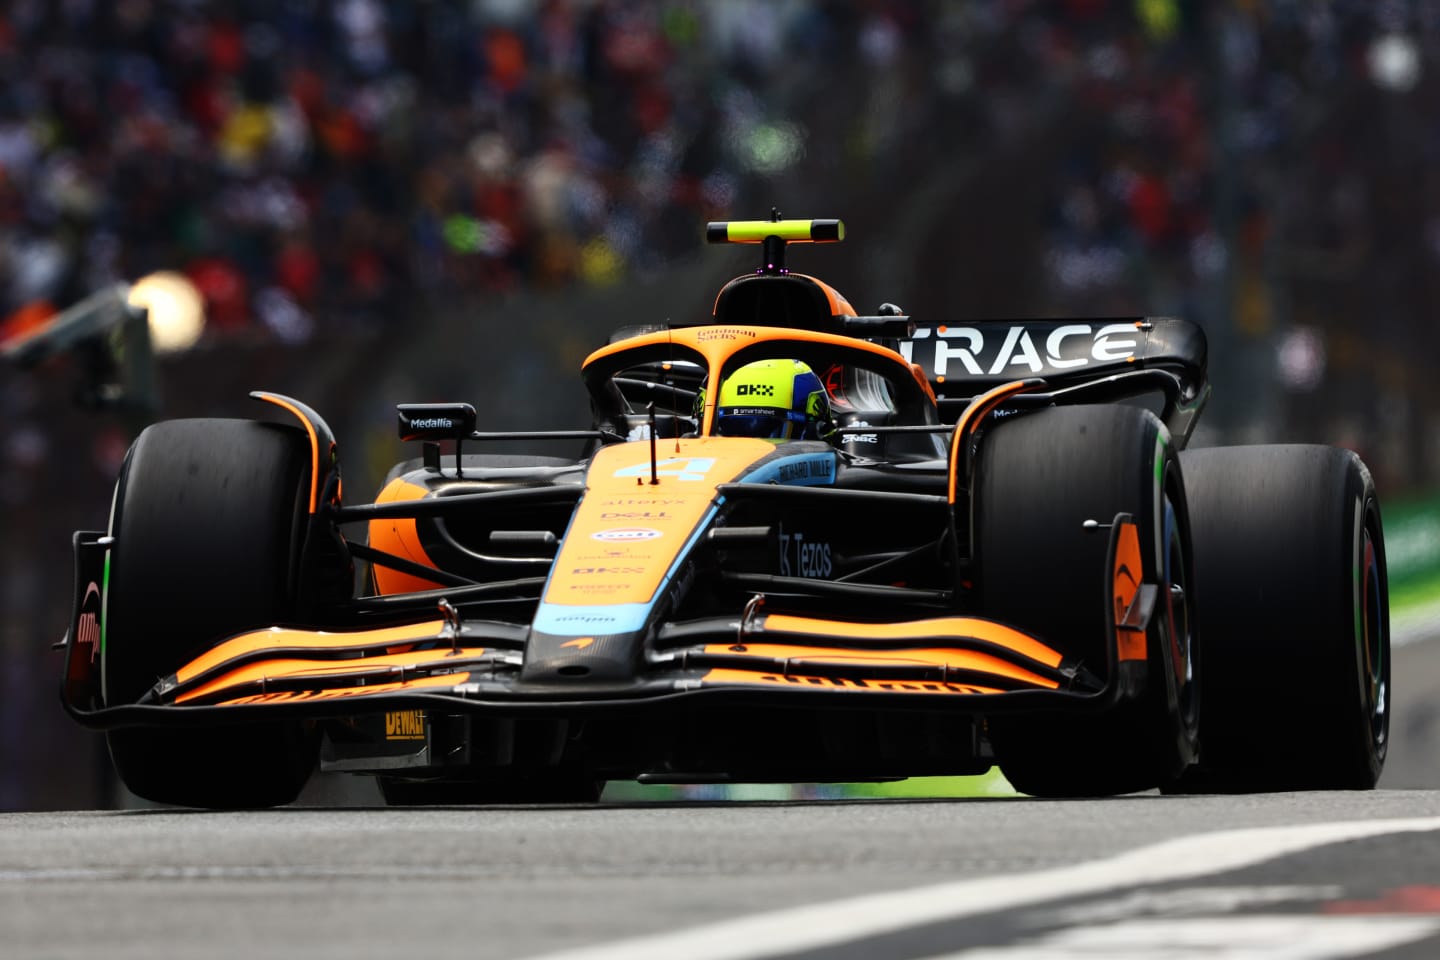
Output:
[
  {"left": 1359, "top": 520, "right": 1388, "bottom": 750},
  {"left": 1162, "top": 492, "right": 1198, "bottom": 734}
]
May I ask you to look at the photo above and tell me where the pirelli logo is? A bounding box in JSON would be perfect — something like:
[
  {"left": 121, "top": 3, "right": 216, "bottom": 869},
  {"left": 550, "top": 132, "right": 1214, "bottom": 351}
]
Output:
[{"left": 385, "top": 710, "right": 426, "bottom": 741}]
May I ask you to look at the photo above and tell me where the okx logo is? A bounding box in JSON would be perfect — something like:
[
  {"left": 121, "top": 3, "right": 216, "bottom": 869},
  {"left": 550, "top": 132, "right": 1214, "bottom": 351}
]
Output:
[{"left": 735, "top": 384, "right": 774, "bottom": 397}]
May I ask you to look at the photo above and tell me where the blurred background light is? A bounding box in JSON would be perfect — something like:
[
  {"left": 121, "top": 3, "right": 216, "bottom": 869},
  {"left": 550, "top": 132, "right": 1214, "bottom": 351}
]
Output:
[
  {"left": 1276, "top": 326, "right": 1327, "bottom": 393},
  {"left": 741, "top": 122, "right": 806, "bottom": 175},
  {"left": 1369, "top": 33, "right": 1421, "bottom": 93},
  {"left": 127, "top": 271, "right": 205, "bottom": 354}
]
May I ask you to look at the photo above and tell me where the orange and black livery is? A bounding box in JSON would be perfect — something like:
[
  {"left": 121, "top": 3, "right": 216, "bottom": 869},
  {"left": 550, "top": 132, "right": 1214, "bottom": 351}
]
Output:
[{"left": 56, "top": 213, "right": 1390, "bottom": 805}]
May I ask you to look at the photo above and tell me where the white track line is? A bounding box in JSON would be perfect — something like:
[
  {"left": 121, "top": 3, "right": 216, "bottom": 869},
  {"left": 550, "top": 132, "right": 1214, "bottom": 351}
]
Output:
[{"left": 522, "top": 817, "right": 1440, "bottom": 960}]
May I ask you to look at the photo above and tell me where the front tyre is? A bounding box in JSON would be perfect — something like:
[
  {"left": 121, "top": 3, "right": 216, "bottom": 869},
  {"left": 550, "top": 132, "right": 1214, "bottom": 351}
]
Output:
[
  {"left": 976, "top": 404, "right": 1199, "bottom": 797},
  {"left": 103, "top": 419, "right": 321, "bottom": 808}
]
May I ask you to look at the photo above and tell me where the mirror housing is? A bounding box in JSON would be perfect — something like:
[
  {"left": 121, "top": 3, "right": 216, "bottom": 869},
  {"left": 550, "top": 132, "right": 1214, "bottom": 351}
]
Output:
[{"left": 397, "top": 403, "right": 476, "bottom": 442}]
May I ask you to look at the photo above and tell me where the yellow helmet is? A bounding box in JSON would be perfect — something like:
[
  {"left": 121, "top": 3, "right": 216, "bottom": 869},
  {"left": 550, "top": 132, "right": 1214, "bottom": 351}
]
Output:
[{"left": 702, "top": 358, "right": 832, "bottom": 440}]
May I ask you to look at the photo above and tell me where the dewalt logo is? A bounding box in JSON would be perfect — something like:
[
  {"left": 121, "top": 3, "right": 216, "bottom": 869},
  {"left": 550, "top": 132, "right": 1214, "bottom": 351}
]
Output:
[{"left": 385, "top": 710, "right": 426, "bottom": 741}]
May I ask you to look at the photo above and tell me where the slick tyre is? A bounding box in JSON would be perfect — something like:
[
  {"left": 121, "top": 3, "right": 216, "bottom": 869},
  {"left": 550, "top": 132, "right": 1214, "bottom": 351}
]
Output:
[
  {"left": 1169, "top": 445, "right": 1388, "bottom": 792},
  {"left": 976, "top": 404, "right": 1198, "bottom": 797},
  {"left": 103, "top": 419, "right": 319, "bottom": 808}
]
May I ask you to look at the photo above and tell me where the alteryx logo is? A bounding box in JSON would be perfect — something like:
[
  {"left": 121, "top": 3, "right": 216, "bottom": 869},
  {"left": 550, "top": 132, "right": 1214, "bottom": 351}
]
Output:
[{"left": 591, "top": 527, "right": 662, "bottom": 542}]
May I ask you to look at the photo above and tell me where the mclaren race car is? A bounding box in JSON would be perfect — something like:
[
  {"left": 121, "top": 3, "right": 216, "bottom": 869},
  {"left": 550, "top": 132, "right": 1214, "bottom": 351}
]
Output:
[{"left": 59, "top": 217, "right": 1390, "bottom": 806}]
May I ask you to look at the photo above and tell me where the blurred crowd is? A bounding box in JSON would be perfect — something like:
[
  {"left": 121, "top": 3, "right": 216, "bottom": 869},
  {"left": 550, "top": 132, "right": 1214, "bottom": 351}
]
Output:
[
  {"left": 0, "top": 0, "right": 875, "bottom": 344},
  {"left": 1028, "top": 0, "right": 1440, "bottom": 474},
  {"left": 5, "top": 0, "right": 1440, "bottom": 807},
  {"left": 0, "top": 2, "right": 1436, "bottom": 353}
]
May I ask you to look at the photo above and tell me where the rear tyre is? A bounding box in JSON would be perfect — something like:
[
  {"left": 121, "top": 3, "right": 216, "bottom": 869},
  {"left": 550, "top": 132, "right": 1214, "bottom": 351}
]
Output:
[
  {"left": 1169, "top": 445, "right": 1388, "bottom": 792},
  {"left": 976, "top": 405, "right": 1198, "bottom": 797},
  {"left": 103, "top": 419, "right": 321, "bottom": 808}
]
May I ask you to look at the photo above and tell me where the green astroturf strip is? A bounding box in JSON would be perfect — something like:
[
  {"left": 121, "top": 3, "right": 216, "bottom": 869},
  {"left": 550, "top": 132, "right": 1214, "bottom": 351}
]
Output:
[
  {"left": 1392, "top": 574, "right": 1440, "bottom": 611},
  {"left": 601, "top": 770, "right": 1018, "bottom": 803}
]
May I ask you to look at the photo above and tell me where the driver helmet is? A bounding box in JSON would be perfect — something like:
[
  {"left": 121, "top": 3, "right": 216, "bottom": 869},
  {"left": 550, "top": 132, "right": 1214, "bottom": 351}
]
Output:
[{"left": 707, "top": 358, "right": 832, "bottom": 440}]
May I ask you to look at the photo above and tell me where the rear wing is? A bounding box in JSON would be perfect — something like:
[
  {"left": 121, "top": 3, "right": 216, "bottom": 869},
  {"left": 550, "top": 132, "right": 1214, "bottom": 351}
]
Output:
[
  {"left": 898, "top": 317, "right": 1205, "bottom": 390},
  {"left": 899, "top": 317, "right": 1210, "bottom": 444},
  {"left": 638, "top": 218, "right": 1213, "bottom": 443}
]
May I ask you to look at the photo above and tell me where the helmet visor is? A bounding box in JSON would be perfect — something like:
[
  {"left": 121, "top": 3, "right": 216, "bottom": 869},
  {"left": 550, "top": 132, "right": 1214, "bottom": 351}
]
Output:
[{"left": 715, "top": 407, "right": 808, "bottom": 439}]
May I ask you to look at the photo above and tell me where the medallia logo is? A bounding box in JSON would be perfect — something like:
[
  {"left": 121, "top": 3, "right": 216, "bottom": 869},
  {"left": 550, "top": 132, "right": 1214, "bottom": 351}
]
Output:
[{"left": 591, "top": 527, "right": 663, "bottom": 542}]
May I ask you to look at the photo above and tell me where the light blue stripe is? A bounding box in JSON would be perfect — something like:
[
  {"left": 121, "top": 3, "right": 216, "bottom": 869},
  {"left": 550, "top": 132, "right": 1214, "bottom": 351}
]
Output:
[
  {"left": 739, "top": 452, "right": 837, "bottom": 486},
  {"left": 532, "top": 503, "right": 722, "bottom": 637},
  {"left": 532, "top": 602, "right": 653, "bottom": 635}
]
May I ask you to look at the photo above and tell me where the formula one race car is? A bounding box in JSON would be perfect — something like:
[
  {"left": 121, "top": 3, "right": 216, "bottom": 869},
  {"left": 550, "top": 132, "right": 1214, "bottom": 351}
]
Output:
[{"left": 59, "top": 217, "right": 1389, "bottom": 806}]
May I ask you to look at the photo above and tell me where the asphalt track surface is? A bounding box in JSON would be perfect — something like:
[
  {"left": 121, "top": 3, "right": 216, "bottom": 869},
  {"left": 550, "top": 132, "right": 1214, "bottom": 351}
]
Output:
[{"left": 3, "top": 633, "right": 1438, "bottom": 959}]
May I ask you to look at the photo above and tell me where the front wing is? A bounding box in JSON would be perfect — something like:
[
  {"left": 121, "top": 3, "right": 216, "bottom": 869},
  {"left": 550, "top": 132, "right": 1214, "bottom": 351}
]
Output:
[{"left": 60, "top": 516, "right": 1157, "bottom": 727}]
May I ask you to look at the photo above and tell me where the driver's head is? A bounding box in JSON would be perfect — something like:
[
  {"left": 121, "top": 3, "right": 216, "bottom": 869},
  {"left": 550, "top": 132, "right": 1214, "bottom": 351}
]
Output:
[{"left": 710, "top": 358, "right": 832, "bottom": 440}]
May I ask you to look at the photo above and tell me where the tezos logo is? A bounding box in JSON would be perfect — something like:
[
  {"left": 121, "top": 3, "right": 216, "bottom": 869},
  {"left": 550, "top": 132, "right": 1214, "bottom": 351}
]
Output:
[
  {"left": 591, "top": 527, "right": 662, "bottom": 542},
  {"left": 779, "top": 527, "right": 832, "bottom": 579}
]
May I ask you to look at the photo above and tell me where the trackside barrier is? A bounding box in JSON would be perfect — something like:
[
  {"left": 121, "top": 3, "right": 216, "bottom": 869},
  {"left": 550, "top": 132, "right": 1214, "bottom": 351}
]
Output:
[{"left": 1385, "top": 495, "right": 1440, "bottom": 608}]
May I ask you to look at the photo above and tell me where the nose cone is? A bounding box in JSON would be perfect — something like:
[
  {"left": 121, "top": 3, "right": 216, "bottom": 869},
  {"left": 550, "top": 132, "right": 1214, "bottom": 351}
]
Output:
[{"left": 519, "top": 630, "right": 643, "bottom": 685}]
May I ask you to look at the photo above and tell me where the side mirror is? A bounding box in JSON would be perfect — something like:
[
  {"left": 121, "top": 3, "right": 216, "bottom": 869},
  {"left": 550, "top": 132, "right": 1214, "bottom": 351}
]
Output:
[
  {"left": 397, "top": 403, "right": 477, "bottom": 442},
  {"left": 841, "top": 315, "right": 916, "bottom": 339}
]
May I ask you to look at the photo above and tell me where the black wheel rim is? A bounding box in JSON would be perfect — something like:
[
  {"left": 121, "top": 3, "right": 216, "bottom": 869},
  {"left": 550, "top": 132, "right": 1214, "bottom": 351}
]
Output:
[
  {"left": 1162, "top": 492, "right": 1197, "bottom": 731},
  {"left": 1360, "top": 515, "right": 1388, "bottom": 749}
]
